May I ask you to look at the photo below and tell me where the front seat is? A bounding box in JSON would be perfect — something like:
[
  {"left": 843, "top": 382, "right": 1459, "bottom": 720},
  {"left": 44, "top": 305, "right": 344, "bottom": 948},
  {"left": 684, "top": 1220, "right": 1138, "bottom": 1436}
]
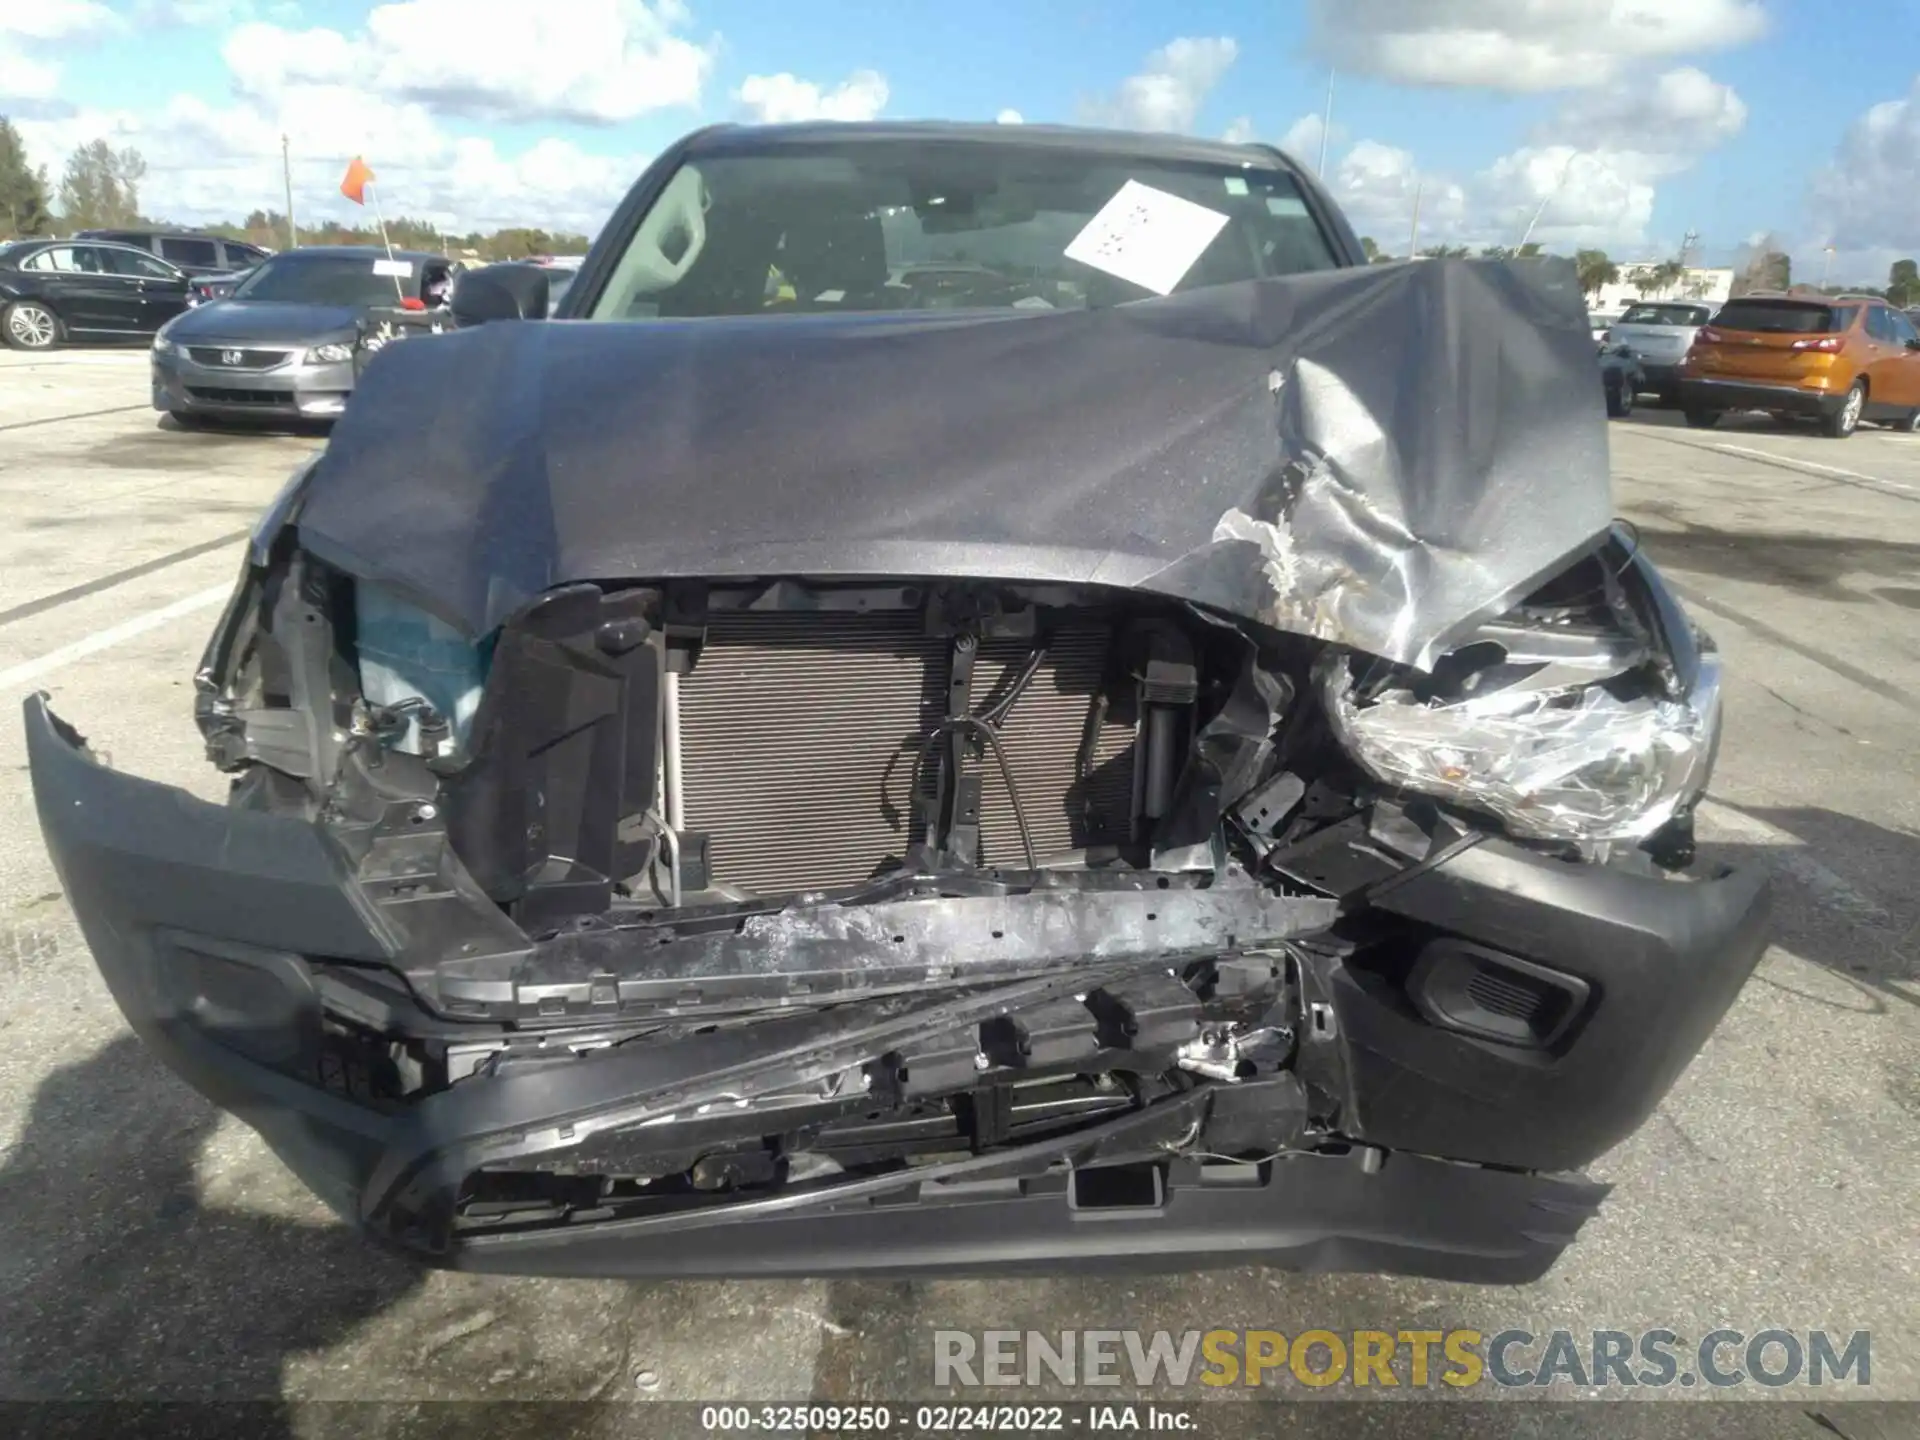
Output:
[{"left": 774, "top": 209, "right": 891, "bottom": 310}]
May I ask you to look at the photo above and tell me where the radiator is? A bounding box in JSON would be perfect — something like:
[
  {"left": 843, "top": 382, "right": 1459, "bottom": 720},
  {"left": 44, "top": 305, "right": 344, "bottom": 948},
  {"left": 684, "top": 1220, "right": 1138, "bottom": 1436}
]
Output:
[{"left": 677, "top": 612, "right": 1138, "bottom": 895}]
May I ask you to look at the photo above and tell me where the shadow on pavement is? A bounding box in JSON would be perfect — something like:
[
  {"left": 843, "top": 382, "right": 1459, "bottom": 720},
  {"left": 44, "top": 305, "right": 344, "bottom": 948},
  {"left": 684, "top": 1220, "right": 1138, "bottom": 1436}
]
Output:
[
  {"left": 0, "top": 1035, "right": 421, "bottom": 1435},
  {"left": 1702, "top": 804, "right": 1920, "bottom": 1019}
]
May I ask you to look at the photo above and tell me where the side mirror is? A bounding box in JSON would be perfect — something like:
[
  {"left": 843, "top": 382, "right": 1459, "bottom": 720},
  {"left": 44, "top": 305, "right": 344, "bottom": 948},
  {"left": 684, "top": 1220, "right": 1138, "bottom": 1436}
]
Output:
[
  {"left": 450, "top": 263, "right": 550, "bottom": 327},
  {"left": 1905, "top": 338, "right": 1920, "bottom": 351}
]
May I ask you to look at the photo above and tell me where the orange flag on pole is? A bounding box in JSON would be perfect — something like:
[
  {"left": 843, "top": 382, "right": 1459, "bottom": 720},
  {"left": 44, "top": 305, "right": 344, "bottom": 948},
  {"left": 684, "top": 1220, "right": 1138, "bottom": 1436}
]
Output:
[{"left": 339, "top": 156, "right": 374, "bottom": 205}]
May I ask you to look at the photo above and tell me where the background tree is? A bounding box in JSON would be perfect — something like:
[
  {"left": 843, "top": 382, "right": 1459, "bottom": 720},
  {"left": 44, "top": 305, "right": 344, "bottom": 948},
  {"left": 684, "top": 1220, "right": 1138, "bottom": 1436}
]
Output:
[
  {"left": 1731, "top": 234, "right": 1790, "bottom": 296},
  {"left": 1647, "top": 258, "right": 1686, "bottom": 295},
  {"left": 57, "top": 140, "right": 146, "bottom": 229},
  {"left": 0, "top": 117, "right": 53, "bottom": 238},
  {"left": 1888, "top": 257, "right": 1917, "bottom": 308},
  {"left": 1574, "top": 249, "right": 1618, "bottom": 298},
  {"left": 1418, "top": 244, "right": 1470, "bottom": 259},
  {"left": 1358, "top": 234, "right": 1380, "bottom": 262}
]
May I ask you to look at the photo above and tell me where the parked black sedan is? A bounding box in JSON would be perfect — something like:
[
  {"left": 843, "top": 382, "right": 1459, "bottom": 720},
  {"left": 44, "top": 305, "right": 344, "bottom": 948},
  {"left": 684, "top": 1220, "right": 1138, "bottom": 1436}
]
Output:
[{"left": 0, "top": 238, "right": 192, "bottom": 350}]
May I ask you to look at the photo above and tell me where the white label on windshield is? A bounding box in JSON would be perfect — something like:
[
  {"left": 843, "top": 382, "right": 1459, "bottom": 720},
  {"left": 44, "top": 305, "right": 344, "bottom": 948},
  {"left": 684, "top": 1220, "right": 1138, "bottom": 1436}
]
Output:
[
  {"left": 372, "top": 258, "right": 413, "bottom": 277},
  {"left": 1064, "top": 180, "right": 1230, "bottom": 296}
]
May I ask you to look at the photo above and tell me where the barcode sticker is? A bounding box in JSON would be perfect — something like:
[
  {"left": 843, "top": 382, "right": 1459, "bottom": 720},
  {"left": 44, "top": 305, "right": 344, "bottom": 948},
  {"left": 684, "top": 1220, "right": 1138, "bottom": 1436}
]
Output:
[{"left": 1063, "top": 179, "right": 1231, "bottom": 296}]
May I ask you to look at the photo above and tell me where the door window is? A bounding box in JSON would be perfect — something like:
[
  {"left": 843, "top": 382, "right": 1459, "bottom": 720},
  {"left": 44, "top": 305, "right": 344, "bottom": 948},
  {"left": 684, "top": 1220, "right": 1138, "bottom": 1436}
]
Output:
[
  {"left": 1888, "top": 309, "right": 1920, "bottom": 349},
  {"left": 21, "top": 246, "right": 90, "bottom": 273},
  {"left": 1865, "top": 306, "right": 1896, "bottom": 343},
  {"left": 221, "top": 242, "right": 267, "bottom": 268},
  {"left": 158, "top": 236, "right": 221, "bottom": 268},
  {"left": 103, "top": 247, "right": 178, "bottom": 279}
]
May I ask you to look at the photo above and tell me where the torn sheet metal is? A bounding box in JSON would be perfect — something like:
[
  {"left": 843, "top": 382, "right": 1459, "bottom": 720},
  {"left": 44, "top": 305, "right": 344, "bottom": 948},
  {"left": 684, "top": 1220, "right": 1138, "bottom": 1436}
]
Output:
[{"left": 292, "top": 257, "right": 1612, "bottom": 669}]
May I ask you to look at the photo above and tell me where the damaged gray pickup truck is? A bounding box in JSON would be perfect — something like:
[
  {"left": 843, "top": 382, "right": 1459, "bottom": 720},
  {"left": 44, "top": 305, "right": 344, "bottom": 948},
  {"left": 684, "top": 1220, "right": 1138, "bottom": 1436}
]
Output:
[{"left": 27, "top": 122, "right": 1768, "bottom": 1283}]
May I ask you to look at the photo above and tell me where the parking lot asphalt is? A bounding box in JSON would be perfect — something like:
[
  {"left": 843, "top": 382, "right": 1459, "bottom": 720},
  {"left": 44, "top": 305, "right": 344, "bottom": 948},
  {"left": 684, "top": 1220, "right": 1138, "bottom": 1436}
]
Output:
[{"left": 0, "top": 349, "right": 1915, "bottom": 1434}]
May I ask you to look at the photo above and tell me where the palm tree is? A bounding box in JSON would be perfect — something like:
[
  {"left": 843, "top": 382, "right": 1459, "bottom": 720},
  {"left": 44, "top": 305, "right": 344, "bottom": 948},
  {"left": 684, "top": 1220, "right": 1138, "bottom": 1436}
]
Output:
[
  {"left": 1574, "top": 249, "right": 1619, "bottom": 299},
  {"left": 1645, "top": 258, "right": 1686, "bottom": 297}
]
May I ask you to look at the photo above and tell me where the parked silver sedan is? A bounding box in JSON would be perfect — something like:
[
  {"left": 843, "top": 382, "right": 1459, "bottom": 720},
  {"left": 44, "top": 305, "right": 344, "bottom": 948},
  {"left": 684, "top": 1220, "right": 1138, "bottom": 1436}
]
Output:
[{"left": 151, "top": 245, "right": 454, "bottom": 425}]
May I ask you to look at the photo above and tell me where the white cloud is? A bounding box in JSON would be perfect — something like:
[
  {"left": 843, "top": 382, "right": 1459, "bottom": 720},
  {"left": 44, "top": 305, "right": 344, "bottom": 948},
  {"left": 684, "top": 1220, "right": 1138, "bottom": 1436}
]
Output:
[
  {"left": 1470, "top": 146, "right": 1657, "bottom": 248},
  {"left": 1221, "top": 115, "right": 1255, "bottom": 144},
  {"left": 1809, "top": 75, "right": 1920, "bottom": 252},
  {"left": 1546, "top": 65, "right": 1746, "bottom": 160},
  {"left": 0, "top": 44, "right": 64, "bottom": 102},
  {"left": 1, "top": 0, "right": 119, "bottom": 105},
  {"left": 1327, "top": 139, "right": 1466, "bottom": 248},
  {"left": 17, "top": 15, "right": 649, "bottom": 237},
  {"left": 1472, "top": 67, "right": 1747, "bottom": 248},
  {"left": 734, "top": 69, "right": 888, "bottom": 124},
  {"left": 996, "top": 108, "right": 1024, "bottom": 125},
  {"left": 2, "top": 0, "right": 119, "bottom": 43},
  {"left": 1086, "top": 36, "right": 1238, "bottom": 133},
  {"left": 220, "top": 0, "right": 715, "bottom": 127},
  {"left": 1316, "top": 65, "right": 1744, "bottom": 255},
  {"left": 18, "top": 93, "right": 641, "bottom": 234},
  {"left": 1309, "top": 0, "right": 1767, "bottom": 91},
  {"left": 133, "top": 0, "right": 282, "bottom": 23},
  {"left": 17, "top": 0, "right": 717, "bottom": 232},
  {"left": 1279, "top": 112, "right": 1346, "bottom": 166}
]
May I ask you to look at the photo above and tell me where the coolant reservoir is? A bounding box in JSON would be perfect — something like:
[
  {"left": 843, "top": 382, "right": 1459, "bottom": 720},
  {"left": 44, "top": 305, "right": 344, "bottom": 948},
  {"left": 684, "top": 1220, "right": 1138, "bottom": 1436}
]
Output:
[{"left": 354, "top": 581, "right": 486, "bottom": 754}]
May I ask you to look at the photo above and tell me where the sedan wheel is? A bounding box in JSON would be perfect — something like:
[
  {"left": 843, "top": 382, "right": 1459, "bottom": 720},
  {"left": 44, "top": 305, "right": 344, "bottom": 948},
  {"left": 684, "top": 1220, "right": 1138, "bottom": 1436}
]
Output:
[{"left": 3, "top": 301, "right": 60, "bottom": 351}]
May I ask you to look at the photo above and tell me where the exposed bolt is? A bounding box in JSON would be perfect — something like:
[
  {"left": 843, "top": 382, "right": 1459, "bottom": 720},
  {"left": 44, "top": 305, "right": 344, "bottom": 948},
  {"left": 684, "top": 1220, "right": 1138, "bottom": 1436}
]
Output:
[
  {"left": 633, "top": 1368, "right": 661, "bottom": 1393},
  {"left": 415, "top": 803, "right": 438, "bottom": 822},
  {"left": 972, "top": 1051, "right": 990, "bottom": 1072},
  {"left": 1093, "top": 1072, "right": 1118, "bottom": 1092}
]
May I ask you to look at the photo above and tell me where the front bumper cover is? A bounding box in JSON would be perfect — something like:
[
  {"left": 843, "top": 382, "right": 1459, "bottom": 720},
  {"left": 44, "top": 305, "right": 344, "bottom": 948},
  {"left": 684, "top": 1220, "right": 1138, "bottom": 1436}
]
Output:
[
  {"left": 26, "top": 692, "right": 1770, "bottom": 1281},
  {"left": 152, "top": 350, "right": 354, "bottom": 418}
]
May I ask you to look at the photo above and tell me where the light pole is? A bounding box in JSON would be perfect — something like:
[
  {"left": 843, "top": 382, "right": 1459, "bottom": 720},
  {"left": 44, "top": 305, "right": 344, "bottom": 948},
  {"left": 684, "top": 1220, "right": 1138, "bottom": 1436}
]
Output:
[
  {"left": 1517, "top": 151, "right": 1580, "bottom": 251},
  {"left": 281, "top": 134, "right": 297, "bottom": 249},
  {"left": 1820, "top": 245, "right": 1836, "bottom": 289},
  {"left": 1317, "top": 68, "right": 1335, "bottom": 178}
]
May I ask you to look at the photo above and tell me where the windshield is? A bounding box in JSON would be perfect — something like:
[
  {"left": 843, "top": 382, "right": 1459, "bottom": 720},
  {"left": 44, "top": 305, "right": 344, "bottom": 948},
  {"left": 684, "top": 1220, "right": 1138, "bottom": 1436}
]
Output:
[
  {"left": 233, "top": 254, "right": 417, "bottom": 306},
  {"left": 1620, "top": 303, "right": 1710, "bottom": 326},
  {"left": 587, "top": 142, "right": 1340, "bottom": 320}
]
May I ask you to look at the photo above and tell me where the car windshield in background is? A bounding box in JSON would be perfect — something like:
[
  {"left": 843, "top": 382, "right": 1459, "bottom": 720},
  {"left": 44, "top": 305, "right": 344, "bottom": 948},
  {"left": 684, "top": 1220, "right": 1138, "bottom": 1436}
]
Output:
[
  {"left": 233, "top": 255, "right": 414, "bottom": 307},
  {"left": 587, "top": 143, "right": 1340, "bottom": 320},
  {"left": 1711, "top": 299, "right": 1840, "bottom": 333},
  {"left": 1620, "top": 303, "right": 1711, "bottom": 325}
]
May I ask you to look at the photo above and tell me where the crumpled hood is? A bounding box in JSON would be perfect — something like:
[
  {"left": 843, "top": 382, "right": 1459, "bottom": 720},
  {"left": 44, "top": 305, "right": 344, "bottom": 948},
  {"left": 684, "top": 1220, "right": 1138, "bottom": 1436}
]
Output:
[
  {"left": 294, "top": 256, "right": 1613, "bottom": 669},
  {"left": 167, "top": 300, "right": 362, "bottom": 343}
]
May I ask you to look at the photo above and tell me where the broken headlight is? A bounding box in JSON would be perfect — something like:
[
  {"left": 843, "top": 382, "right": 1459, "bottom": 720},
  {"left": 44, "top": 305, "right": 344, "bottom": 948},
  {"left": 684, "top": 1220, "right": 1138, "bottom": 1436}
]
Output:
[{"left": 1319, "top": 631, "right": 1722, "bottom": 844}]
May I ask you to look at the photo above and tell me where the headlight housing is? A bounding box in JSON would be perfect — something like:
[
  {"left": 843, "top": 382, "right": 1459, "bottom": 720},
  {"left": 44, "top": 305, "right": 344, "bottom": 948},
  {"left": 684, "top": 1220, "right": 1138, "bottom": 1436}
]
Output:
[
  {"left": 305, "top": 342, "right": 353, "bottom": 364},
  {"left": 152, "top": 332, "right": 176, "bottom": 354},
  {"left": 1320, "top": 635, "right": 1722, "bottom": 844}
]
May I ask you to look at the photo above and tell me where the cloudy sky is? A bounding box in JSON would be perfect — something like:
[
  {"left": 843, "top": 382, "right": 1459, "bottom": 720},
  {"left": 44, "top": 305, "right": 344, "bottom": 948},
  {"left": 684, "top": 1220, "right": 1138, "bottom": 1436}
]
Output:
[{"left": 3, "top": 0, "right": 1916, "bottom": 279}]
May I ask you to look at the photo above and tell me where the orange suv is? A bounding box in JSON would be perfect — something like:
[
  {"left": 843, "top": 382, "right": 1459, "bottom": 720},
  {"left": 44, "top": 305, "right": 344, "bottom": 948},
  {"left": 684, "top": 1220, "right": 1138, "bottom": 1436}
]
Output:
[{"left": 1677, "top": 293, "right": 1920, "bottom": 438}]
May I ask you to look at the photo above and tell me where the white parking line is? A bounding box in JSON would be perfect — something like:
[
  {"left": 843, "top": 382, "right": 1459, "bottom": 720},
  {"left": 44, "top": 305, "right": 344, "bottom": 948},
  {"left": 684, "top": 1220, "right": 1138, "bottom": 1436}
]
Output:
[
  {"left": 0, "top": 584, "right": 230, "bottom": 691},
  {"left": 1705, "top": 441, "right": 1920, "bottom": 495}
]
